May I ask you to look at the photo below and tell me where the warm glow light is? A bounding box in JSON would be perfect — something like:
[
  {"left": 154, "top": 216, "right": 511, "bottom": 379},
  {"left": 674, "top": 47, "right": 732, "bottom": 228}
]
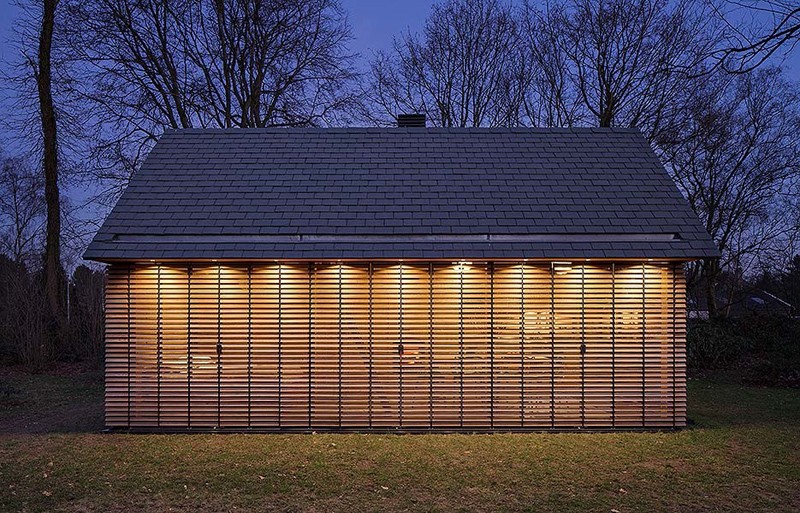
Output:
[
  {"left": 453, "top": 260, "right": 472, "bottom": 273},
  {"left": 552, "top": 261, "right": 573, "bottom": 274}
]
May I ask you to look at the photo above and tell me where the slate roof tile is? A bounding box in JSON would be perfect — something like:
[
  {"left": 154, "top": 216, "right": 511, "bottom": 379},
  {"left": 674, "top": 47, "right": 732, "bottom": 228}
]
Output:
[{"left": 85, "top": 128, "right": 718, "bottom": 261}]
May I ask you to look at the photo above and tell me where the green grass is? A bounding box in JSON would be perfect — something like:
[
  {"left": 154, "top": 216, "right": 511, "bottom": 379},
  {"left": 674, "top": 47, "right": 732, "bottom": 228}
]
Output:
[{"left": 0, "top": 373, "right": 798, "bottom": 512}]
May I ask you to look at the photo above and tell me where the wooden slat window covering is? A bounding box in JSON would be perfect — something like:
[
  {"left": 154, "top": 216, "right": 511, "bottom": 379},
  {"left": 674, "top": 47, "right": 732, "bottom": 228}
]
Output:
[
  {"left": 491, "top": 264, "right": 523, "bottom": 428},
  {"left": 130, "top": 265, "right": 158, "bottom": 427},
  {"left": 104, "top": 261, "right": 686, "bottom": 431},
  {"left": 159, "top": 265, "right": 189, "bottom": 427},
  {"left": 340, "top": 264, "right": 371, "bottom": 427},
  {"left": 431, "top": 263, "right": 460, "bottom": 427},
  {"left": 219, "top": 265, "right": 249, "bottom": 427},
  {"left": 278, "top": 264, "right": 311, "bottom": 427},
  {"left": 584, "top": 265, "right": 614, "bottom": 427},
  {"left": 462, "top": 263, "right": 491, "bottom": 427},
  {"left": 524, "top": 264, "right": 553, "bottom": 426},
  {"left": 402, "top": 263, "right": 433, "bottom": 428},
  {"left": 250, "top": 264, "right": 279, "bottom": 427},
  {"left": 552, "top": 264, "right": 582, "bottom": 427},
  {"left": 672, "top": 264, "right": 688, "bottom": 426},
  {"left": 104, "top": 265, "right": 129, "bottom": 427}
]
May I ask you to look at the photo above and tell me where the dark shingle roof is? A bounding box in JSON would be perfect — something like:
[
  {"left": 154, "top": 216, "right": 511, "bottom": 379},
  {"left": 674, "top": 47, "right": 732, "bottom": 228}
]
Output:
[{"left": 84, "top": 128, "right": 718, "bottom": 261}]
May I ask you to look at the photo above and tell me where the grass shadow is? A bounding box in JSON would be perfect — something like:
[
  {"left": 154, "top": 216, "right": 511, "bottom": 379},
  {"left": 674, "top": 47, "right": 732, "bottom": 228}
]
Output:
[
  {"left": 0, "top": 366, "right": 104, "bottom": 434},
  {"left": 687, "top": 378, "right": 800, "bottom": 429}
]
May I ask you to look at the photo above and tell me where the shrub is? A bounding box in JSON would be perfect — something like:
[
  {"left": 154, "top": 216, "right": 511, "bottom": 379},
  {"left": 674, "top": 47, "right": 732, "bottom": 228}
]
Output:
[
  {"left": 687, "top": 315, "right": 800, "bottom": 387},
  {"left": 687, "top": 319, "right": 751, "bottom": 370}
]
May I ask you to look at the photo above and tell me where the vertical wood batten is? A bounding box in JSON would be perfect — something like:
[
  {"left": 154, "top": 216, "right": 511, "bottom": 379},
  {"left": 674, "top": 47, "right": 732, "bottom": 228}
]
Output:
[
  {"left": 550, "top": 263, "right": 555, "bottom": 428},
  {"left": 126, "top": 265, "right": 131, "bottom": 428},
  {"left": 368, "top": 263, "right": 374, "bottom": 427},
  {"left": 611, "top": 263, "right": 616, "bottom": 428},
  {"left": 216, "top": 265, "right": 221, "bottom": 428},
  {"left": 156, "top": 265, "right": 162, "bottom": 427},
  {"left": 580, "top": 265, "right": 586, "bottom": 427},
  {"left": 104, "top": 265, "right": 127, "bottom": 427},
  {"left": 520, "top": 263, "right": 525, "bottom": 427},
  {"left": 247, "top": 265, "right": 252, "bottom": 428},
  {"left": 277, "top": 264, "right": 282, "bottom": 427},
  {"left": 670, "top": 264, "right": 678, "bottom": 427},
  {"left": 489, "top": 262, "right": 495, "bottom": 428},
  {"left": 399, "top": 264, "right": 404, "bottom": 427},
  {"left": 642, "top": 263, "right": 647, "bottom": 426}
]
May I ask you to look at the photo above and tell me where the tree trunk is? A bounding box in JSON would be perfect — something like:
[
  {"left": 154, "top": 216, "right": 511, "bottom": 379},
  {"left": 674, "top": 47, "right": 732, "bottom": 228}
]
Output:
[
  {"left": 702, "top": 258, "right": 720, "bottom": 318},
  {"left": 37, "top": 0, "right": 66, "bottom": 349}
]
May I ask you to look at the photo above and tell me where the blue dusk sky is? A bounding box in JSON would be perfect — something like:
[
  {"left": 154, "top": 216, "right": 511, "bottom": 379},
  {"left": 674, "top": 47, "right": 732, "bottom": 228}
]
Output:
[
  {"left": 1, "top": 0, "right": 799, "bottom": 114},
  {"left": 0, "top": 1, "right": 438, "bottom": 70}
]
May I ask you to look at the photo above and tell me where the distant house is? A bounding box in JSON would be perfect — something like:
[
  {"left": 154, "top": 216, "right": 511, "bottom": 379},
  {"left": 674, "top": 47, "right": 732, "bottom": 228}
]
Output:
[
  {"left": 85, "top": 124, "right": 717, "bottom": 432},
  {"left": 688, "top": 286, "right": 795, "bottom": 319}
]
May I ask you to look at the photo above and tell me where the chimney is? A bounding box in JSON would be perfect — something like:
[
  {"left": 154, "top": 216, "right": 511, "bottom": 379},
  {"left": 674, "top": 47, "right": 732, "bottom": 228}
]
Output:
[{"left": 396, "top": 113, "right": 426, "bottom": 128}]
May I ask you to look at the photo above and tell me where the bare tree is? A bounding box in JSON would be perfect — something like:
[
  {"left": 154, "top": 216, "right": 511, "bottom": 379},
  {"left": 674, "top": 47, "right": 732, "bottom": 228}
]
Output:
[
  {"left": 67, "top": 0, "right": 358, "bottom": 204},
  {"left": 365, "top": 0, "right": 524, "bottom": 127},
  {"left": 553, "top": 0, "right": 718, "bottom": 139},
  {"left": 2, "top": 0, "right": 93, "bottom": 360},
  {"left": 711, "top": 0, "right": 800, "bottom": 73},
  {"left": 35, "top": 0, "right": 67, "bottom": 342},
  {"left": 660, "top": 67, "right": 800, "bottom": 316},
  {"left": 0, "top": 155, "right": 45, "bottom": 266},
  {"left": 0, "top": 256, "right": 51, "bottom": 368},
  {"left": 518, "top": 1, "right": 583, "bottom": 127},
  {"left": 192, "top": 0, "right": 358, "bottom": 128}
]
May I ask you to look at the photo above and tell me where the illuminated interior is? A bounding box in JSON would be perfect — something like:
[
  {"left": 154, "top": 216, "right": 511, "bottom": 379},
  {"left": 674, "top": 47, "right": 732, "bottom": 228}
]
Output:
[{"left": 105, "top": 260, "right": 686, "bottom": 431}]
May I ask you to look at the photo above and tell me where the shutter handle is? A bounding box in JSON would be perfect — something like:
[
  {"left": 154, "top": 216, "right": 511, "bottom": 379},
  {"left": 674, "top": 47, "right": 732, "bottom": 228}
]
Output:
[
  {"left": 398, "top": 343, "right": 404, "bottom": 356},
  {"left": 216, "top": 342, "right": 223, "bottom": 356}
]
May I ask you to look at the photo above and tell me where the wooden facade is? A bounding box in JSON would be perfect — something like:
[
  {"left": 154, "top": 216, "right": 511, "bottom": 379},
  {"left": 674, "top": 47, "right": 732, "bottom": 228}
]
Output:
[{"left": 105, "top": 260, "right": 686, "bottom": 432}]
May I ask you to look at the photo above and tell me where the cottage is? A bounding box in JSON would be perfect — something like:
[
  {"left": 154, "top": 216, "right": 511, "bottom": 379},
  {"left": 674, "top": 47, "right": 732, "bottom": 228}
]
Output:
[{"left": 85, "top": 126, "right": 718, "bottom": 432}]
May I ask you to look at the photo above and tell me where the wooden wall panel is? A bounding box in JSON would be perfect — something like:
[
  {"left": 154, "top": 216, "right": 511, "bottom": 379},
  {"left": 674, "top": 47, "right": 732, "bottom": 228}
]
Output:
[
  {"left": 614, "top": 264, "right": 647, "bottom": 427},
  {"left": 340, "top": 264, "right": 371, "bottom": 427},
  {"left": 552, "top": 265, "right": 582, "bottom": 427},
  {"left": 311, "top": 263, "right": 340, "bottom": 427},
  {"left": 188, "top": 265, "right": 218, "bottom": 428},
  {"left": 159, "top": 265, "right": 189, "bottom": 427},
  {"left": 401, "top": 264, "right": 433, "bottom": 428},
  {"left": 584, "top": 265, "right": 614, "bottom": 427},
  {"left": 105, "top": 260, "right": 687, "bottom": 431},
  {"left": 431, "top": 264, "right": 461, "bottom": 427},
  {"left": 250, "top": 264, "right": 280, "bottom": 428},
  {"left": 219, "top": 265, "right": 250, "bottom": 428},
  {"left": 491, "top": 264, "right": 523, "bottom": 427},
  {"left": 672, "top": 266, "right": 688, "bottom": 426},
  {"left": 104, "top": 265, "right": 130, "bottom": 427},
  {"left": 279, "top": 264, "right": 311, "bottom": 427},
  {"left": 371, "top": 264, "right": 401, "bottom": 427},
  {"left": 522, "top": 264, "right": 553, "bottom": 427},
  {"left": 462, "top": 263, "right": 491, "bottom": 427},
  {"left": 129, "top": 265, "right": 158, "bottom": 427}
]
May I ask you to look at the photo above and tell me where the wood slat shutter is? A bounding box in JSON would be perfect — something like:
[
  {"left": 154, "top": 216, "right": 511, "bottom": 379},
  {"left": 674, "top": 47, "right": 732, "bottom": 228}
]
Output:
[{"left": 105, "top": 261, "right": 687, "bottom": 431}]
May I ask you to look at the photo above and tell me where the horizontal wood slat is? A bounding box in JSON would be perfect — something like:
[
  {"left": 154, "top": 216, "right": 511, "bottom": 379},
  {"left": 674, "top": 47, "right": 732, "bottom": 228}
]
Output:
[{"left": 104, "top": 261, "right": 687, "bottom": 431}]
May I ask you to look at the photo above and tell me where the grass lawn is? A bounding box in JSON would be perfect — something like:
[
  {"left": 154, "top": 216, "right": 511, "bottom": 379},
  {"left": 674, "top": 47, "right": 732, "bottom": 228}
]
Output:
[{"left": 1, "top": 369, "right": 798, "bottom": 512}]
